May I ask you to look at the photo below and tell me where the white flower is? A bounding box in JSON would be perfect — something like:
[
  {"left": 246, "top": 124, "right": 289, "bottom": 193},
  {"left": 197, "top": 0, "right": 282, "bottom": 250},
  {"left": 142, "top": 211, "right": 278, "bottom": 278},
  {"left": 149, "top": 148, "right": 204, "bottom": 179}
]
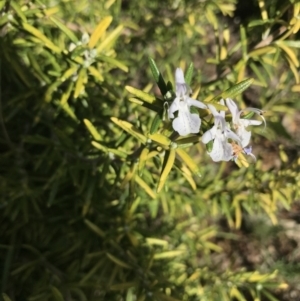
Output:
[
  {"left": 168, "top": 68, "right": 206, "bottom": 136},
  {"left": 202, "top": 100, "right": 241, "bottom": 162},
  {"left": 225, "top": 98, "right": 265, "bottom": 147}
]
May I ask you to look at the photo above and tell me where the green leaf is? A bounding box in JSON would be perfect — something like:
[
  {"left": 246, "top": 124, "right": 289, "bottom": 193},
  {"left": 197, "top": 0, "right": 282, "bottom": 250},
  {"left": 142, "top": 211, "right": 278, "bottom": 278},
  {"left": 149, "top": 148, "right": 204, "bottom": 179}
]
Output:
[
  {"left": 99, "top": 55, "right": 128, "bottom": 72},
  {"left": 51, "top": 286, "right": 64, "bottom": 301},
  {"left": 148, "top": 57, "right": 168, "bottom": 95},
  {"left": 84, "top": 219, "right": 106, "bottom": 237},
  {"left": 27, "top": 52, "right": 51, "bottom": 83},
  {"left": 221, "top": 78, "right": 254, "bottom": 99},
  {"left": 135, "top": 175, "right": 156, "bottom": 199},
  {"left": 44, "top": 81, "right": 61, "bottom": 102},
  {"left": 80, "top": 259, "right": 105, "bottom": 284},
  {"left": 281, "top": 40, "right": 300, "bottom": 48},
  {"left": 128, "top": 97, "right": 162, "bottom": 112},
  {"left": 150, "top": 112, "right": 162, "bottom": 134},
  {"left": 50, "top": 16, "right": 78, "bottom": 43},
  {"left": 2, "top": 294, "right": 13, "bottom": 301},
  {"left": 184, "top": 62, "right": 194, "bottom": 86},
  {"left": 261, "top": 290, "right": 280, "bottom": 301},
  {"left": 10, "top": 1, "right": 27, "bottom": 22},
  {"left": 111, "top": 117, "right": 147, "bottom": 144},
  {"left": 106, "top": 253, "right": 132, "bottom": 269},
  {"left": 249, "top": 62, "right": 267, "bottom": 87}
]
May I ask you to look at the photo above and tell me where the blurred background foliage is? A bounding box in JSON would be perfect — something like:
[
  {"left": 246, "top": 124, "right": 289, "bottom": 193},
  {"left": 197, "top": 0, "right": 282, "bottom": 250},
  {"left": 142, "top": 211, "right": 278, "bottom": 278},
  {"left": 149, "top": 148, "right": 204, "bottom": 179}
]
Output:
[{"left": 1, "top": 0, "right": 300, "bottom": 300}]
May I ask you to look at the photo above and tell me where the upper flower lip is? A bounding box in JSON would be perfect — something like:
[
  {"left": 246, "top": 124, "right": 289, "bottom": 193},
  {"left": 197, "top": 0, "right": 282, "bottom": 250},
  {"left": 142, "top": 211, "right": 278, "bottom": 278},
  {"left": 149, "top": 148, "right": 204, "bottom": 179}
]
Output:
[
  {"left": 202, "top": 100, "right": 242, "bottom": 162},
  {"left": 167, "top": 67, "right": 207, "bottom": 136},
  {"left": 226, "top": 98, "right": 265, "bottom": 127},
  {"left": 225, "top": 98, "right": 265, "bottom": 147},
  {"left": 175, "top": 68, "right": 191, "bottom": 96}
]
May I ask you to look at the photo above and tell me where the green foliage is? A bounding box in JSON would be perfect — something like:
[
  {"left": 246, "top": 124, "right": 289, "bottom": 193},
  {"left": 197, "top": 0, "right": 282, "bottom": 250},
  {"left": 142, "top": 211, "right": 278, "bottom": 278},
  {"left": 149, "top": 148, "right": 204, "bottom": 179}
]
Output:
[{"left": 1, "top": 0, "right": 300, "bottom": 300}]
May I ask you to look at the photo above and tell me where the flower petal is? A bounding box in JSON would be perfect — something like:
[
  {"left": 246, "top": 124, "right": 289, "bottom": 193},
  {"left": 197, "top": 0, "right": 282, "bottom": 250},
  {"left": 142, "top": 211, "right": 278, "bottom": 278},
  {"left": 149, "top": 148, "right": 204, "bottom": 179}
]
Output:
[
  {"left": 168, "top": 97, "right": 179, "bottom": 118},
  {"left": 240, "top": 119, "right": 262, "bottom": 127},
  {"left": 175, "top": 68, "right": 190, "bottom": 96},
  {"left": 209, "top": 137, "right": 233, "bottom": 162},
  {"left": 187, "top": 98, "right": 207, "bottom": 109},
  {"left": 225, "top": 98, "right": 239, "bottom": 123},
  {"left": 237, "top": 127, "right": 251, "bottom": 147},
  {"left": 172, "top": 109, "right": 200, "bottom": 136},
  {"left": 207, "top": 104, "right": 219, "bottom": 117},
  {"left": 225, "top": 128, "right": 241, "bottom": 143},
  {"left": 175, "top": 68, "right": 185, "bottom": 84},
  {"left": 222, "top": 141, "right": 234, "bottom": 161},
  {"left": 202, "top": 126, "right": 217, "bottom": 144}
]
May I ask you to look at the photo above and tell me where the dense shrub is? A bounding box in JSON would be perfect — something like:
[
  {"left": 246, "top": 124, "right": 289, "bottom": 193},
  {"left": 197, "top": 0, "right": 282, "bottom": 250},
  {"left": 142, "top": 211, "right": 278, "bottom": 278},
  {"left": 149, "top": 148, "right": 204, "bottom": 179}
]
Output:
[{"left": 1, "top": 0, "right": 300, "bottom": 300}]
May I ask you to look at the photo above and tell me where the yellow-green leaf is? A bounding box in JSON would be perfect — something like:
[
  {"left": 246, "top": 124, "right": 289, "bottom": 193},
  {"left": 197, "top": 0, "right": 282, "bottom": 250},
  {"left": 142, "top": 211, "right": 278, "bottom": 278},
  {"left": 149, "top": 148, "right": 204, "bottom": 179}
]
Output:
[
  {"left": 92, "top": 141, "right": 128, "bottom": 158},
  {"left": 230, "top": 287, "right": 247, "bottom": 301},
  {"left": 74, "top": 68, "right": 87, "bottom": 98},
  {"left": 176, "top": 148, "right": 201, "bottom": 177},
  {"left": 61, "top": 66, "right": 78, "bottom": 81},
  {"left": 135, "top": 175, "right": 156, "bottom": 199},
  {"left": 276, "top": 41, "right": 299, "bottom": 67},
  {"left": 60, "top": 81, "right": 74, "bottom": 105},
  {"left": 91, "top": 141, "right": 108, "bottom": 152},
  {"left": 97, "top": 25, "right": 123, "bottom": 52},
  {"left": 60, "top": 101, "right": 78, "bottom": 121},
  {"left": 22, "top": 22, "right": 61, "bottom": 53},
  {"left": 153, "top": 250, "right": 185, "bottom": 260},
  {"left": 84, "top": 119, "right": 102, "bottom": 141},
  {"left": 249, "top": 46, "right": 276, "bottom": 58},
  {"left": 148, "top": 133, "right": 171, "bottom": 147},
  {"left": 138, "top": 148, "right": 149, "bottom": 176},
  {"left": 88, "top": 65, "right": 104, "bottom": 82},
  {"left": 121, "top": 164, "right": 137, "bottom": 189},
  {"left": 89, "top": 16, "right": 113, "bottom": 48},
  {"left": 125, "top": 86, "right": 156, "bottom": 103},
  {"left": 111, "top": 117, "right": 147, "bottom": 144},
  {"left": 174, "top": 159, "right": 196, "bottom": 190},
  {"left": 44, "top": 81, "right": 61, "bottom": 102},
  {"left": 99, "top": 55, "right": 128, "bottom": 72},
  {"left": 157, "top": 149, "right": 176, "bottom": 193},
  {"left": 146, "top": 237, "right": 169, "bottom": 247}
]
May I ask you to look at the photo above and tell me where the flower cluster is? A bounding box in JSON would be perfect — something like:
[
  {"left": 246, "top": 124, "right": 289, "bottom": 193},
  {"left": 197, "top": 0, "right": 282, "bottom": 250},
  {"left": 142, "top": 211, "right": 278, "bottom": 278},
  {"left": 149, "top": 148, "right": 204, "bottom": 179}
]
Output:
[{"left": 168, "top": 68, "right": 265, "bottom": 162}]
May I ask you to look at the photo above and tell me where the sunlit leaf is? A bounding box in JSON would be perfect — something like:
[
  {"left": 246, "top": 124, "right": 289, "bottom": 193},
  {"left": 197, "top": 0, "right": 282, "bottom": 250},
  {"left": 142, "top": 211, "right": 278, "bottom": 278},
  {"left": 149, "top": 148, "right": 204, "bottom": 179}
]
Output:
[
  {"left": 89, "top": 16, "right": 113, "bottom": 48},
  {"left": 157, "top": 149, "right": 176, "bottom": 193},
  {"left": 22, "top": 22, "right": 61, "bottom": 53}
]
